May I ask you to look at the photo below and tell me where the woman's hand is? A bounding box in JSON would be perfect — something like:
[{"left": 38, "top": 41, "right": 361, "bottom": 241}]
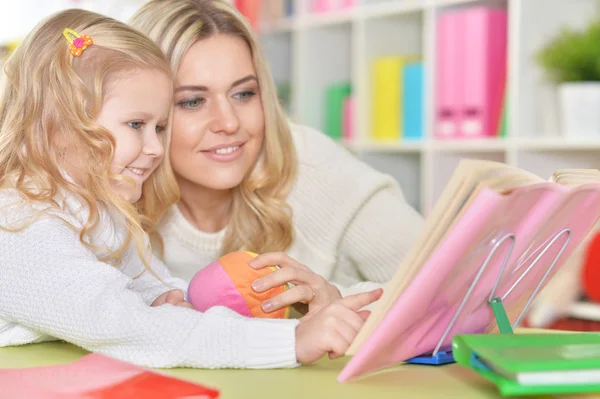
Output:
[
  {"left": 248, "top": 252, "right": 342, "bottom": 314},
  {"left": 295, "top": 288, "right": 383, "bottom": 364},
  {"left": 151, "top": 289, "right": 194, "bottom": 309}
]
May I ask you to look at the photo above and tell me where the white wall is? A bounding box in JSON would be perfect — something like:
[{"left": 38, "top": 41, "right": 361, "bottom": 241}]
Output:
[{"left": 0, "top": 0, "right": 146, "bottom": 44}]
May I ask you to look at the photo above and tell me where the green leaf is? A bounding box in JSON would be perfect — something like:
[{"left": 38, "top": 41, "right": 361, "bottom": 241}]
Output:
[{"left": 536, "top": 18, "right": 600, "bottom": 83}]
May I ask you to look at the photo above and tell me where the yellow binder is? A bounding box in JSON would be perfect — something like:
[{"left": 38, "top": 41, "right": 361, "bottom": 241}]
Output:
[{"left": 371, "top": 55, "right": 420, "bottom": 141}]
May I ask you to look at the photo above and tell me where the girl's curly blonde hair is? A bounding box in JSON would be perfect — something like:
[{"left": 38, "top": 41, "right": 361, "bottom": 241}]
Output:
[{"left": 0, "top": 8, "right": 177, "bottom": 268}]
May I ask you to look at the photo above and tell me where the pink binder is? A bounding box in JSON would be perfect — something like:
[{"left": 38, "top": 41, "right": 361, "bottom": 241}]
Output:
[
  {"left": 311, "top": 0, "right": 330, "bottom": 13},
  {"left": 435, "top": 11, "right": 463, "bottom": 139},
  {"left": 311, "top": 0, "right": 355, "bottom": 13},
  {"left": 338, "top": 182, "right": 600, "bottom": 382},
  {"left": 459, "top": 7, "right": 507, "bottom": 138},
  {"left": 342, "top": 95, "right": 354, "bottom": 141}
]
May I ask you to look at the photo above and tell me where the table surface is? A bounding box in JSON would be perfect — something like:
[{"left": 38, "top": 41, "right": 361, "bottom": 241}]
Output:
[{"left": 0, "top": 333, "right": 597, "bottom": 399}]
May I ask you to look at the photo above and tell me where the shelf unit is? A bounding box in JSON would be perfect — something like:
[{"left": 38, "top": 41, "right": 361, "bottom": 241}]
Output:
[{"left": 258, "top": 0, "right": 600, "bottom": 216}]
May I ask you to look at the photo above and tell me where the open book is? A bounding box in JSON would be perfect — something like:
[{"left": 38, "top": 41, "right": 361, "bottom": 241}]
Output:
[{"left": 339, "top": 159, "right": 600, "bottom": 382}]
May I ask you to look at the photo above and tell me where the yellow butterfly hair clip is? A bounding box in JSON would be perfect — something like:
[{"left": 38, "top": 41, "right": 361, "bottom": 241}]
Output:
[{"left": 62, "top": 28, "right": 93, "bottom": 57}]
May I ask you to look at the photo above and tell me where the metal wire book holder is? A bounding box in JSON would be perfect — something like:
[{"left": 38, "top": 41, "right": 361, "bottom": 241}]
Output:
[{"left": 405, "top": 227, "right": 573, "bottom": 366}]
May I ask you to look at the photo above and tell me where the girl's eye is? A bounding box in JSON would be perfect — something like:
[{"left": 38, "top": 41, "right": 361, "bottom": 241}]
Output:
[
  {"left": 156, "top": 125, "right": 166, "bottom": 134},
  {"left": 235, "top": 90, "right": 256, "bottom": 102},
  {"left": 128, "top": 121, "right": 143, "bottom": 130},
  {"left": 178, "top": 97, "right": 204, "bottom": 109}
]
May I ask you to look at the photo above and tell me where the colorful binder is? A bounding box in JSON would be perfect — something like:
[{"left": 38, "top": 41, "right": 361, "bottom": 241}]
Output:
[
  {"left": 435, "top": 10, "right": 462, "bottom": 139},
  {"left": 435, "top": 7, "right": 508, "bottom": 139},
  {"left": 234, "top": 0, "right": 260, "bottom": 29},
  {"left": 338, "top": 161, "right": 600, "bottom": 382},
  {"left": 311, "top": 0, "right": 329, "bottom": 12},
  {"left": 342, "top": 95, "right": 355, "bottom": 141},
  {"left": 452, "top": 332, "right": 600, "bottom": 396},
  {"left": 460, "top": 6, "right": 507, "bottom": 138},
  {"left": 497, "top": 85, "right": 508, "bottom": 137},
  {"left": 371, "top": 56, "right": 419, "bottom": 141},
  {"left": 402, "top": 62, "right": 424, "bottom": 140},
  {"left": 310, "top": 0, "right": 356, "bottom": 13},
  {"left": 261, "top": 0, "right": 285, "bottom": 21},
  {"left": 324, "top": 82, "right": 352, "bottom": 140},
  {"left": 276, "top": 82, "right": 292, "bottom": 112},
  {"left": 286, "top": 0, "right": 294, "bottom": 16}
]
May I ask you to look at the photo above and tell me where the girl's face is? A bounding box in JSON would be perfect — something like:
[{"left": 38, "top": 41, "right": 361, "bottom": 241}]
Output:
[
  {"left": 171, "top": 34, "right": 265, "bottom": 192},
  {"left": 95, "top": 68, "right": 172, "bottom": 203}
]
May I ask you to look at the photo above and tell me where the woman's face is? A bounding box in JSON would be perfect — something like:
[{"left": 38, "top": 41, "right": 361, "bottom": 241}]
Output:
[{"left": 171, "top": 34, "right": 265, "bottom": 192}]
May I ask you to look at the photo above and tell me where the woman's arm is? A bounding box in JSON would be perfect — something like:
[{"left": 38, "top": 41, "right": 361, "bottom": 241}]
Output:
[
  {"left": 288, "top": 124, "right": 425, "bottom": 299},
  {"left": 333, "top": 186, "right": 425, "bottom": 298},
  {"left": 248, "top": 188, "right": 424, "bottom": 312},
  {"left": 249, "top": 124, "right": 425, "bottom": 312}
]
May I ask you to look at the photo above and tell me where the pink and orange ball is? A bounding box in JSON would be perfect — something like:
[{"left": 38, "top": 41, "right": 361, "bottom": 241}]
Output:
[{"left": 188, "top": 251, "right": 291, "bottom": 319}]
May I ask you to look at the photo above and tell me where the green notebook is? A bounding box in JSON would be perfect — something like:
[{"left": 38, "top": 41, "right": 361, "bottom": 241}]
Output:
[{"left": 452, "top": 333, "right": 600, "bottom": 396}]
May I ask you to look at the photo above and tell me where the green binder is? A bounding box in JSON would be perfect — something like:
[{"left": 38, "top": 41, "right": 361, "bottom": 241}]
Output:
[
  {"left": 324, "top": 82, "right": 351, "bottom": 141},
  {"left": 452, "top": 332, "right": 600, "bottom": 396}
]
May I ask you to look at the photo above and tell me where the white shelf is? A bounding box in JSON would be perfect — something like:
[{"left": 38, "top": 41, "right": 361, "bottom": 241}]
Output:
[
  {"left": 431, "top": 138, "right": 507, "bottom": 152},
  {"left": 362, "top": 0, "right": 427, "bottom": 19},
  {"left": 259, "top": 0, "right": 600, "bottom": 215},
  {"left": 517, "top": 137, "right": 600, "bottom": 151},
  {"left": 346, "top": 138, "right": 508, "bottom": 153},
  {"left": 434, "top": 0, "right": 487, "bottom": 6},
  {"left": 295, "top": 8, "right": 354, "bottom": 29},
  {"left": 345, "top": 137, "right": 600, "bottom": 155},
  {"left": 345, "top": 140, "right": 424, "bottom": 153}
]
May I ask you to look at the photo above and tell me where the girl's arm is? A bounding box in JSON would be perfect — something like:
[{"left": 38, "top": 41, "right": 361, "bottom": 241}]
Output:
[
  {"left": 0, "top": 216, "right": 299, "bottom": 369},
  {"left": 122, "top": 244, "right": 191, "bottom": 305}
]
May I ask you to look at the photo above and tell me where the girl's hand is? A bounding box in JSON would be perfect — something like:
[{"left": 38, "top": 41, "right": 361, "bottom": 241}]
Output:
[
  {"left": 295, "top": 288, "right": 383, "bottom": 364},
  {"left": 151, "top": 289, "right": 194, "bottom": 309},
  {"left": 248, "top": 252, "right": 342, "bottom": 314}
]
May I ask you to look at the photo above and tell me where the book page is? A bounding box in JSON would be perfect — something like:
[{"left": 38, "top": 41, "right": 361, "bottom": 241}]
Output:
[{"left": 552, "top": 169, "right": 600, "bottom": 187}]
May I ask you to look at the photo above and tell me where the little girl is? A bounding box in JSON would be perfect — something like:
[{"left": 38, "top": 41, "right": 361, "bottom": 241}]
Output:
[{"left": 0, "top": 9, "right": 381, "bottom": 369}]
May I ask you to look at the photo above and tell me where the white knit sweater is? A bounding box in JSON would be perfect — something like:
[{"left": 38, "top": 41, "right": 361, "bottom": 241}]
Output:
[
  {"left": 158, "top": 124, "right": 425, "bottom": 297},
  {"left": 0, "top": 189, "right": 299, "bottom": 369}
]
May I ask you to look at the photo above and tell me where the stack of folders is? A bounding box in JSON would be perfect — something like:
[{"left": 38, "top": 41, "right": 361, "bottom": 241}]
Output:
[{"left": 453, "top": 332, "right": 600, "bottom": 396}]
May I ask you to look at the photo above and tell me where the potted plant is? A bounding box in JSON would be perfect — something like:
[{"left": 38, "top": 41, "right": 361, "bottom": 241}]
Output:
[{"left": 536, "top": 18, "right": 600, "bottom": 138}]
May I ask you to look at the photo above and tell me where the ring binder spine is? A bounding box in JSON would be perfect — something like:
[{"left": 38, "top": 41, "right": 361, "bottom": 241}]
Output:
[{"left": 405, "top": 228, "right": 572, "bottom": 366}]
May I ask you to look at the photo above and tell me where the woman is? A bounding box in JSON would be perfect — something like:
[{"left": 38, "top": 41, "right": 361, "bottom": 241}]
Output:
[{"left": 129, "top": 0, "right": 424, "bottom": 315}]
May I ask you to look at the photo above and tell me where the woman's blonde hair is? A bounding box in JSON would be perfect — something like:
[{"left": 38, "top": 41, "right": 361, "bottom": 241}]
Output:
[
  {"left": 130, "top": 0, "right": 297, "bottom": 255},
  {"left": 0, "top": 8, "right": 177, "bottom": 267}
]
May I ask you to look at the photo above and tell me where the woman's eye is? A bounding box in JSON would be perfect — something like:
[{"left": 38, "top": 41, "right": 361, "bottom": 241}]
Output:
[
  {"left": 178, "top": 97, "right": 204, "bottom": 109},
  {"left": 128, "top": 121, "right": 143, "bottom": 130},
  {"left": 156, "top": 125, "right": 166, "bottom": 134},
  {"left": 235, "top": 90, "right": 256, "bottom": 102}
]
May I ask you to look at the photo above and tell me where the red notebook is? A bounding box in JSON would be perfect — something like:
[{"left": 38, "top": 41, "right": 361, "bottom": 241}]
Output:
[{"left": 0, "top": 353, "right": 220, "bottom": 398}]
